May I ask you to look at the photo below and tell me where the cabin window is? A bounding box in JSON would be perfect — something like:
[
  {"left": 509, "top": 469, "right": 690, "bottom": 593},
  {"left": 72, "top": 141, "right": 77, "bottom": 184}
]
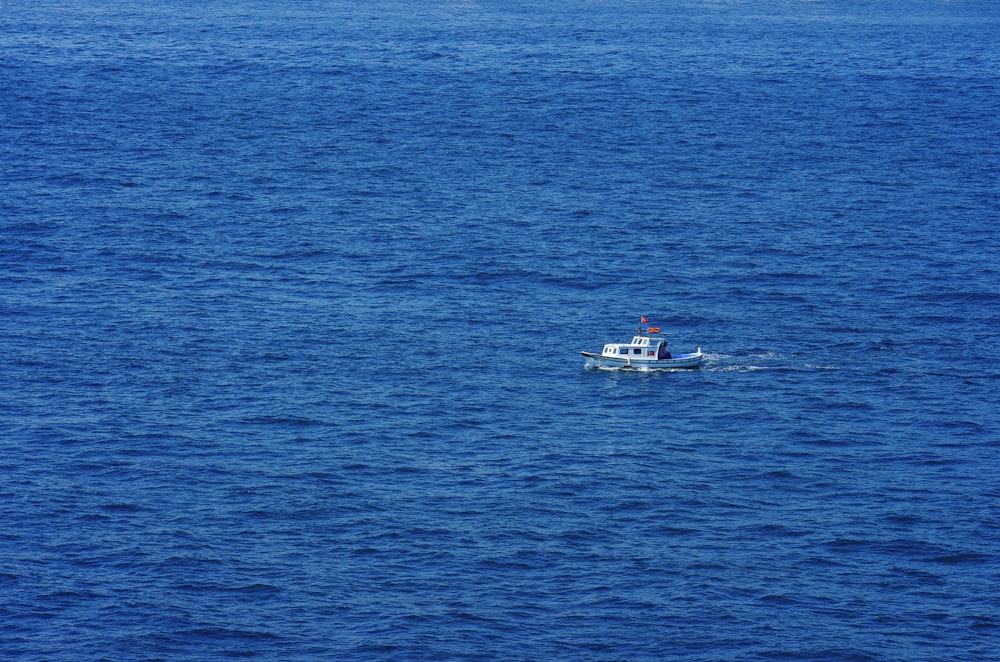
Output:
[
  {"left": 647, "top": 350, "right": 655, "bottom": 357},
  {"left": 633, "top": 348, "right": 641, "bottom": 355},
  {"left": 619, "top": 348, "right": 628, "bottom": 355}
]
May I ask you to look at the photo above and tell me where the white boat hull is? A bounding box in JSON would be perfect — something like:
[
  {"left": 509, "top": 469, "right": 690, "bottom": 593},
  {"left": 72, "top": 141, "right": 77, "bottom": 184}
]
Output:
[{"left": 581, "top": 350, "right": 703, "bottom": 370}]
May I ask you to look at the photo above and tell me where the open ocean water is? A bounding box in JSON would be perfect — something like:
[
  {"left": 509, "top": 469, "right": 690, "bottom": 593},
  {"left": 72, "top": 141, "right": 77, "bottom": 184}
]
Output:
[{"left": 2, "top": 0, "right": 999, "bottom": 659}]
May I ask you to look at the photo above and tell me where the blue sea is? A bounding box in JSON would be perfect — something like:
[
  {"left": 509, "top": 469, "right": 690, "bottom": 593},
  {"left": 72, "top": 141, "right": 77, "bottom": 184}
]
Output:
[{"left": 2, "top": 1, "right": 998, "bottom": 659}]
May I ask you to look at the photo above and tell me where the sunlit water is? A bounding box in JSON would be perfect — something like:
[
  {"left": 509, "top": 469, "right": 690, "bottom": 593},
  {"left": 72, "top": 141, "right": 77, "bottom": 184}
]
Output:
[{"left": 2, "top": 1, "right": 998, "bottom": 659}]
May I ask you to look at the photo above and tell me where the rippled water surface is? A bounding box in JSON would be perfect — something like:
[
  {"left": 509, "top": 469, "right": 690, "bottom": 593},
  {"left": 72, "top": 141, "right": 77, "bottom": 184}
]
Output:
[{"left": 2, "top": 1, "right": 999, "bottom": 659}]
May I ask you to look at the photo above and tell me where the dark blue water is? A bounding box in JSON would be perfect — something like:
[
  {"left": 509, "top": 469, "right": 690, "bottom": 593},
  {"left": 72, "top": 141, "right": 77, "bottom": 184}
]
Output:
[{"left": 2, "top": 1, "right": 999, "bottom": 659}]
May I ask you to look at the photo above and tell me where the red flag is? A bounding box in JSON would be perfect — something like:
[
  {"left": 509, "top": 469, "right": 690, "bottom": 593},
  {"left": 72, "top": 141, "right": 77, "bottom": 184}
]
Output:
[{"left": 641, "top": 316, "right": 649, "bottom": 324}]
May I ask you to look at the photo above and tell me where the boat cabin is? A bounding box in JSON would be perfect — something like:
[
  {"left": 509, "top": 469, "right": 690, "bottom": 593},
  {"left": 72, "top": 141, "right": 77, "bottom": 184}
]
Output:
[{"left": 601, "top": 336, "right": 672, "bottom": 360}]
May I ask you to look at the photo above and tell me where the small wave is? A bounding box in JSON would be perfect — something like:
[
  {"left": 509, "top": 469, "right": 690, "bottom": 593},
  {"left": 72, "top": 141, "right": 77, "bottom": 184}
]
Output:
[
  {"left": 711, "top": 364, "right": 772, "bottom": 372},
  {"left": 927, "top": 552, "right": 992, "bottom": 565},
  {"left": 180, "top": 627, "right": 281, "bottom": 641},
  {"left": 240, "top": 415, "right": 325, "bottom": 426},
  {"left": 99, "top": 503, "right": 143, "bottom": 513},
  {"left": 758, "top": 593, "right": 799, "bottom": 605},
  {"left": 226, "top": 583, "right": 283, "bottom": 595}
]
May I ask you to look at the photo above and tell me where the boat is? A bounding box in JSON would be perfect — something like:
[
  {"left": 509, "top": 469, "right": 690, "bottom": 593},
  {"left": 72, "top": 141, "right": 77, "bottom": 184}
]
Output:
[{"left": 581, "top": 318, "right": 703, "bottom": 370}]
